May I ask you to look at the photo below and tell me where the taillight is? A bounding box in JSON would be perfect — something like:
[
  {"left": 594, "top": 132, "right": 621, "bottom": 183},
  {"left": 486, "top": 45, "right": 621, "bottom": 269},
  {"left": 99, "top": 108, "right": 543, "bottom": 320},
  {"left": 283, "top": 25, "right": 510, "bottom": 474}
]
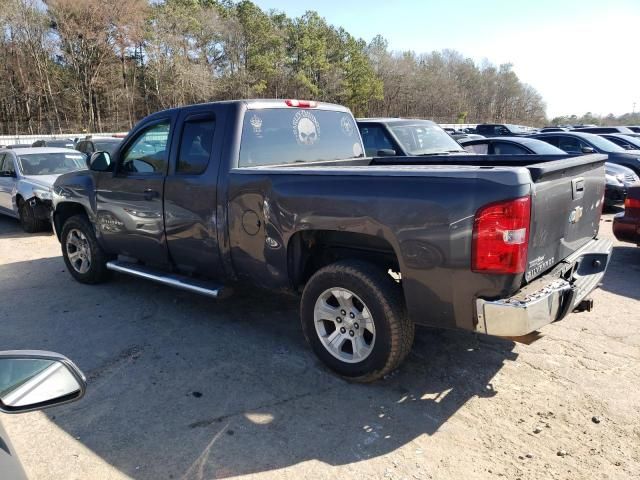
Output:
[
  {"left": 472, "top": 196, "right": 531, "bottom": 274},
  {"left": 625, "top": 196, "right": 640, "bottom": 210},
  {"left": 285, "top": 99, "right": 317, "bottom": 108}
]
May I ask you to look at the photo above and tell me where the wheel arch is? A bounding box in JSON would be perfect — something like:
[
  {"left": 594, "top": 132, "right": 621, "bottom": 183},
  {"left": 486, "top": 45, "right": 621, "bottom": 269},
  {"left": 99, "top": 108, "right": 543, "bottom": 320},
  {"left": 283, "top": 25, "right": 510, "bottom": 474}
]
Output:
[
  {"left": 287, "top": 229, "right": 402, "bottom": 291},
  {"left": 53, "top": 202, "right": 90, "bottom": 241}
]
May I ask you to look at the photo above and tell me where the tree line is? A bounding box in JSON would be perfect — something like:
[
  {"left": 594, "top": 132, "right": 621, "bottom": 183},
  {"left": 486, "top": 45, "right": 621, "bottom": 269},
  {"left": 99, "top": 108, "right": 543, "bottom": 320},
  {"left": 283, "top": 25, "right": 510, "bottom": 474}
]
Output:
[
  {"left": 0, "top": 0, "right": 548, "bottom": 135},
  {"left": 550, "top": 112, "right": 640, "bottom": 127}
]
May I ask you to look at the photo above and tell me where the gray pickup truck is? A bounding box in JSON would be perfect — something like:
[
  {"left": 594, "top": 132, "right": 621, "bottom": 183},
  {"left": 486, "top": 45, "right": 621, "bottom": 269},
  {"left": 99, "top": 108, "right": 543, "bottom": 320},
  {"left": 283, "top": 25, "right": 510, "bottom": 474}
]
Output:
[{"left": 51, "top": 99, "right": 612, "bottom": 382}]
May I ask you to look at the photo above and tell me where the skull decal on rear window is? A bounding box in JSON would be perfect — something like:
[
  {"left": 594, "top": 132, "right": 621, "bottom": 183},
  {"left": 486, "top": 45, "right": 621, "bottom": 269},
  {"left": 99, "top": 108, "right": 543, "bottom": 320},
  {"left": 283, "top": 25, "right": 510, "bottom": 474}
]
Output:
[{"left": 293, "top": 110, "right": 320, "bottom": 145}]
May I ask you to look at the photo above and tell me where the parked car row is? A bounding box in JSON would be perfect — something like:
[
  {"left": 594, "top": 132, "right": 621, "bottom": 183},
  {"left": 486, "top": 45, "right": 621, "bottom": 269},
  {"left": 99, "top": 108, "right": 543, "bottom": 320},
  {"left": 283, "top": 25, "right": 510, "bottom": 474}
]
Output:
[
  {"left": 470, "top": 123, "right": 640, "bottom": 137},
  {"left": 0, "top": 136, "right": 124, "bottom": 232},
  {"left": 1, "top": 135, "right": 124, "bottom": 154},
  {"left": 0, "top": 148, "right": 88, "bottom": 232},
  {"left": 357, "top": 118, "right": 639, "bottom": 244},
  {"left": 457, "top": 135, "right": 640, "bottom": 209},
  {"left": 613, "top": 185, "right": 640, "bottom": 246}
]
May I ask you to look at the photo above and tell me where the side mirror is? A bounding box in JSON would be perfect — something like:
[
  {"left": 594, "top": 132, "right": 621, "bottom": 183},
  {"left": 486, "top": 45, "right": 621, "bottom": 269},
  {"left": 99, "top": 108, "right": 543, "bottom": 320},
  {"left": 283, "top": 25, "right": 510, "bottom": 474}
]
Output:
[
  {"left": 89, "top": 151, "right": 112, "bottom": 172},
  {"left": 581, "top": 146, "right": 596, "bottom": 154},
  {"left": 376, "top": 149, "right": 397, "bottom": 157},
  {"left": 0, "top": 171, "right": 16, "bottom": 178},
  {"left": 0, "top": 351, "right": 86, "bottom": 414}
]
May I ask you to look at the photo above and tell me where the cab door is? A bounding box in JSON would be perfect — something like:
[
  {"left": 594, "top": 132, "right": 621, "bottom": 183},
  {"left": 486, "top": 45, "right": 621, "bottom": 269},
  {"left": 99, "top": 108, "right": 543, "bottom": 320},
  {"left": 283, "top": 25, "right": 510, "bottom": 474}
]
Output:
[
  {"left": 164, "top": 105, "right": 226, "bottom": 278},
  {"left": 95, "top": 119, "right": 173, "bottom": 266}
]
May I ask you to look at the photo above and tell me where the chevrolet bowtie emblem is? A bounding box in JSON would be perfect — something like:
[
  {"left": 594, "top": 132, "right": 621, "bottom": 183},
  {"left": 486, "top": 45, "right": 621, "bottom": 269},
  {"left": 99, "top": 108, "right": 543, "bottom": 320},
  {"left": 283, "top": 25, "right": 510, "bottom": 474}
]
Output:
[{"left": 569, "top": 206, "right": 584, "bottom": 224}]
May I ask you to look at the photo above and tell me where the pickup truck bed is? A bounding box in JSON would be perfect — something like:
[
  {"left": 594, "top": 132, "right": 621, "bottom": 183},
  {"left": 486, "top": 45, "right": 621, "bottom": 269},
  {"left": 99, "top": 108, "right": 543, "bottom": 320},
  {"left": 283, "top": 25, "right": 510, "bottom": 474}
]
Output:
[
  {"left": 228, "top": 153, "right": 608, "bottom": 332},
  {"left": 51, "top": 99, "right": 612, "bottom": 381}
]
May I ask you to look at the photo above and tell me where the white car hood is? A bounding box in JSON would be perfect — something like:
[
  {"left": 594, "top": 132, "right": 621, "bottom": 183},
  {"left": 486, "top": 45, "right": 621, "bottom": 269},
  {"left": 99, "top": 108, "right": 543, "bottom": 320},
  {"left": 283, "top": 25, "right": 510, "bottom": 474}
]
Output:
[{"left": 21, "top": 174, "right": 60, "bottom": 189}]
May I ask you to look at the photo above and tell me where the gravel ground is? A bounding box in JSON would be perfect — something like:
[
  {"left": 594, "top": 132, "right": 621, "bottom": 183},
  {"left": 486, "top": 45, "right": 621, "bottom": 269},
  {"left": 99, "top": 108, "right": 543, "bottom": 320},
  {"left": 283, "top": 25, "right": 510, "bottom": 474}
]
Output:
[{"left": 0, "top": 212, "right": 638, "bottom": 480}]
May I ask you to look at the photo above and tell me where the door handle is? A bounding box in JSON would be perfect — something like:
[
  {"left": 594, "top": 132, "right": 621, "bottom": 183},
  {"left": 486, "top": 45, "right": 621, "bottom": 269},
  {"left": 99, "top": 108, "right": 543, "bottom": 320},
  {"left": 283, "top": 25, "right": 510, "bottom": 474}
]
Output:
[{"left": 143, "top": 189, "right": 159, "bottom": 201}]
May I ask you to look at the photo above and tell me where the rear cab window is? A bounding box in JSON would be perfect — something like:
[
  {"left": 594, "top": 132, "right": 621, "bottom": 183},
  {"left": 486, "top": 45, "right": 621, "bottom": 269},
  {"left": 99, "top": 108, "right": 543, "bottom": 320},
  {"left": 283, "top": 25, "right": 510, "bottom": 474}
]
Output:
[
  {"left": 177, "top": 117, "right": 215, "bottom": 175},
  {"left": 238, "top": 106, "right": 363, "bottom": 167}
]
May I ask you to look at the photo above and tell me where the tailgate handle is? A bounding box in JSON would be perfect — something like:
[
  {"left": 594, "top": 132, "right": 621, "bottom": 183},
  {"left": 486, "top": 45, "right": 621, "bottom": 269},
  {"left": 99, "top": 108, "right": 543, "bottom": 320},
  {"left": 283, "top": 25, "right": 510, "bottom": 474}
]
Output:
[{"left": 572, "top": 178, "right": 585, "bottom": 200}]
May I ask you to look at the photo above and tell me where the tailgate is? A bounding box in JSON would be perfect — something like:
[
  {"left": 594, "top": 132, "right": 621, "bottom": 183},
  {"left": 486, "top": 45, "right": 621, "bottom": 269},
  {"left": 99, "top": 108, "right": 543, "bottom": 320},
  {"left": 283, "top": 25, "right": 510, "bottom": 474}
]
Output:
[{"left": 524, "top": 154, "right": 607, "bottom": 282}]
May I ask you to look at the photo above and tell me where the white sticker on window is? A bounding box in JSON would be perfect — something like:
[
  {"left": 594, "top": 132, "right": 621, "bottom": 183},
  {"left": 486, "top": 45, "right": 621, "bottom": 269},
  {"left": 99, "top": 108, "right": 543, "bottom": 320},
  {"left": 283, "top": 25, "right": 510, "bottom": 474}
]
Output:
[
  {"left": 352, "top": 142, "right": 363, "bottom": 157},
  {"left": 250, "top": 114, "right": 263, "bottom": 136},
  {"left": 341, "top": 115, "right": 354, "bottom": 136},
  {"left": 292, "top": 110, "right": 320, "bottom": 145},
  {"left": 65, "top": 155, "right": 84, "bottom": 160}
]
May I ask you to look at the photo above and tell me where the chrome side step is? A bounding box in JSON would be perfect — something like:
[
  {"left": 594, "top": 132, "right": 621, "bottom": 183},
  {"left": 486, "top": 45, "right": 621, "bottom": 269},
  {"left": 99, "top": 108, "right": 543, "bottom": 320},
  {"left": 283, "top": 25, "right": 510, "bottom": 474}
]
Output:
[{"left": 106, "top": 261, "right": 226, "bottom": 299}]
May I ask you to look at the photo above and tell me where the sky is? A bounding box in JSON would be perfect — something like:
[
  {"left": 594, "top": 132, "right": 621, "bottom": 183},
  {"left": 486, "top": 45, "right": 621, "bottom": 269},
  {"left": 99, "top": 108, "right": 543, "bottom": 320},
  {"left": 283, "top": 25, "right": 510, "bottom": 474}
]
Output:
[{"left": 253, "top": 0, "right": 640, "bottom": 119}]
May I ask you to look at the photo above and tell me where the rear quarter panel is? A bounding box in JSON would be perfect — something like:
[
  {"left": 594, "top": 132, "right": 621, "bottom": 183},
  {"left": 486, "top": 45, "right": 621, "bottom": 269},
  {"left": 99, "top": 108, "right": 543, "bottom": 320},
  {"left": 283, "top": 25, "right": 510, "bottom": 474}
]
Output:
[{"left": 226, "top": 166, "right": 531, "bottom": 330}]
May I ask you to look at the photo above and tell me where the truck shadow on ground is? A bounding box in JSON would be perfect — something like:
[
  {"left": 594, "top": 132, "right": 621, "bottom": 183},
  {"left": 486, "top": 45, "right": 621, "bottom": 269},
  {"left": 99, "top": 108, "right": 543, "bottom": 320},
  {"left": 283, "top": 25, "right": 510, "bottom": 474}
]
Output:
[
  {"left": 0, "top": 251, "right": 517, "bottom": 479},
  {"left": 600, "top": 245, "right": 640, "bottom": 301}
]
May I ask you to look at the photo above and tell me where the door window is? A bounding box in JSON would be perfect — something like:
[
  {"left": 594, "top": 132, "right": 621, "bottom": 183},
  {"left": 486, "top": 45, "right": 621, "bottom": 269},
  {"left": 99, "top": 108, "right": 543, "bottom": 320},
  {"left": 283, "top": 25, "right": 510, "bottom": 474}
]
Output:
[
  {"left": 177, "top": 118, "right": 215, "bottom": 175},
  {"left": 359, "top": 126, "right": 395, "bottom": 156},
  {"left": 120, "top": 121, "right": 170, "bottom": 175},
  {"left": 492, "top": 142, "right": 529, "bottom": 154},
  {"left": 605, "top": 136, "right": 633, "bottom": 149},
  {"left": 0, "top": 154, "right": 15, "bottom": 174},
  {"left": 537, "top": 136, "right": 559, "bottom": 148},
  {"left": 463, "top": 143, "right": 489, "bottom": 154},
  {"left": 557, "top": 136, "right": 585, "bottom": 154},
  {"left": 76, "top": 142, "right": 88, "bottom": 154}
]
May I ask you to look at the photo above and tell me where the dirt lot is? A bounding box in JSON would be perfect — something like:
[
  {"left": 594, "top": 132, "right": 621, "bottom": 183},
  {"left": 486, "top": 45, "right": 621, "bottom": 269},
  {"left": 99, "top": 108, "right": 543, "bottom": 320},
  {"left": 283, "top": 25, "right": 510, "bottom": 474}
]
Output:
[{"left": 0, "top": 212, "right": 638, "bottom": 480}]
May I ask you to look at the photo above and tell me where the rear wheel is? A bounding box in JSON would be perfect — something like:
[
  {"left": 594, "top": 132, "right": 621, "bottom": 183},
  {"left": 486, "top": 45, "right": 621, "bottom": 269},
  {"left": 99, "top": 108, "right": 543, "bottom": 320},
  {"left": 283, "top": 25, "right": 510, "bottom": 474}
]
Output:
[
  {"left": 18, "top": 198, "right": 49, "bottom": 233},
  {"left": 300, "top": 260, "right": 414, "bottom": 383},
  {"left": 61, "top": 215, "right": 110, "bottom": 284}
]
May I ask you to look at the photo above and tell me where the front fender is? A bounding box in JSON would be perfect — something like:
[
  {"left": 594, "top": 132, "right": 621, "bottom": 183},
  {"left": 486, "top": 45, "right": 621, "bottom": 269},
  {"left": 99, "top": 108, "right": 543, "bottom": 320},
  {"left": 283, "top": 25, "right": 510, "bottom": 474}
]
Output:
[{"left": 51, "top": 171, "right": 100, "bottom": 242}]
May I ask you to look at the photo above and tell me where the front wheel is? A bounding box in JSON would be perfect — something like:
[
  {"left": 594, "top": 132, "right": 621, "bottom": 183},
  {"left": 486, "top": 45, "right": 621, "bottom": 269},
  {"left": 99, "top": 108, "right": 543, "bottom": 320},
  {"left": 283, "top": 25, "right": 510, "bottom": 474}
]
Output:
[
  {"left": 300, "top": 260, "right": 414, "bottom": 383},
  {"left": 61, "top": 214, "right": 110, "bottom": 284},
  {"left": 18, "top": 198, "right": 49, "bottom": 233}
]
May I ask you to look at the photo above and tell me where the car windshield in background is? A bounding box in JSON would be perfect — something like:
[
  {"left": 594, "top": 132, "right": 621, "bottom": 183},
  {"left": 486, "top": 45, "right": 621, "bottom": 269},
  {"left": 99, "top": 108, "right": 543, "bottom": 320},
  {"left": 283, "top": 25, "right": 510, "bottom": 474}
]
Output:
[
  {"left": 47, "top": 140, "right": 75, "bottom": 148},
  {"left": 18, "top": 152, "right": 86, "bottom": 175},
  {"left": 388, "top": 123, "right": 464, "bottom": 155},
  {"left": 94, "top": 141, "right": 121, "bottom": 155},
  {"left": 239, "top": 108, "right": 362, "bottom": 167},
  {"left": 523, "top": 140, "right": 567, "bottom": 154},
  {"left": 506, "top": 124, "right": 528, "bottom": 134},
  {"left": 585, "top": 135, "right": 627, "bottom": 153}
]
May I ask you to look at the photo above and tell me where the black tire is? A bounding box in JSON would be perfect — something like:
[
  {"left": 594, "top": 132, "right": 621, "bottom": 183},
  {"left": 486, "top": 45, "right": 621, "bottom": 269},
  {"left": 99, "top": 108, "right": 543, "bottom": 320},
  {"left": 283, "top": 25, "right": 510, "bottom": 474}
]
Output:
[
  {"left": 300, "top": 260, "right": 414, "bottom": 383},
  {"left": 18, "top": 198, "right": 49, "bottom": 233},
  {"left": 60, "top": 214, "right": 110, "bottom": 284}
]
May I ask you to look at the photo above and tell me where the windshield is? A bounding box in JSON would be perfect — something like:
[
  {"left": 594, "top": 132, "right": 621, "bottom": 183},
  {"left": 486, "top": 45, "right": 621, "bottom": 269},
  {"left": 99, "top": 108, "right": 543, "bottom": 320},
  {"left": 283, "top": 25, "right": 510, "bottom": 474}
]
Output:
[
  {"left": 585, "top": 135, "right": 626, "bottom": 153},
  {"left": 95, "top": 141, "right": 122, "bottom": 155},
  {"left": 239, "top": 108, "right": 363, "bottom": 167},
  {"left": 388, "top": 123, "right": 463, "bottom": 155},
  {"left": 47, "top": 140, "right": 75, "bottom": 148},
  {"left": 526, "top": 140, "right": 567, "bottom": 154},
  {"left": 506, "top": 124, "right": 529, "bottom": 133},
  {"left": 18, "top": 152, "right": 86, "bottom": 175},
  {"left": 614, "top": 135, "right": 640, "bottom": 148}
]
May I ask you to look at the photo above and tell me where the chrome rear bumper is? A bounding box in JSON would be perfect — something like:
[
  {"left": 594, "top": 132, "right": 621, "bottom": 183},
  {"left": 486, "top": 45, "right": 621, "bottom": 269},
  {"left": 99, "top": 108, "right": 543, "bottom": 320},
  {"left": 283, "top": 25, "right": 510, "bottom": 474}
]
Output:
[{"left": 475, "top": 237, "right": 612, "bottom": 337}]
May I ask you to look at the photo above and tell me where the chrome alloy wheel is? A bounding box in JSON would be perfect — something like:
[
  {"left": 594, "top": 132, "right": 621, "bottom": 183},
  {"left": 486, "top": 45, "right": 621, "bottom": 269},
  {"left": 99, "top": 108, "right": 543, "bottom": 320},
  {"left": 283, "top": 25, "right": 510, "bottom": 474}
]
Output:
[
  {"left": 313, "top": 287, "right": 376, "bottom": 363},
  {"left": 66, "top": 228, "right": 92, "bottom": 274}
]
